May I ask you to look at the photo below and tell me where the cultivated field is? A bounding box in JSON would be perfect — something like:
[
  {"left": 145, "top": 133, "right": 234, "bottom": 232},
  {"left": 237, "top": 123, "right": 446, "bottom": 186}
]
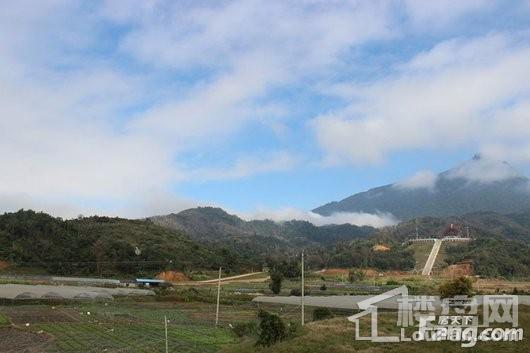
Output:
[
  {"left": 0, "top": 271, "right": 529, "bottom": 352},
  {"left": 0, "top": 300, "right": 243, "bottom": 353}
]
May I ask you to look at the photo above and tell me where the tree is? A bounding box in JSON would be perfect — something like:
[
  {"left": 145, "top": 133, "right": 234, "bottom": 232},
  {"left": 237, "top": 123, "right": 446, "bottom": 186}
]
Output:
[
  {"left": 256, "top": 310, "right": 287, "bottom": 346},
  {"left": 439, "top": 276, "right": 473, "bottom": 298},
  {"left": 348, "top": 268, "right": 366, "bottom": 283},
  {"left": 267, "top": 258, "right": 301, "bottom": 279},
  {"left": 269, "top": 269, "right": 283, "bottom": 294}
]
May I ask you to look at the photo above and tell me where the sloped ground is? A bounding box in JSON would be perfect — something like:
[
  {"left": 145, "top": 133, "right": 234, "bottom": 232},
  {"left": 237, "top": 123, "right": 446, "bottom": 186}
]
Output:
[
  {"left": 409, "top": 242, "right": 434, "bottom": 271},
  {"left": 409, "top": 241, "right": 462, "bottom": 275}
]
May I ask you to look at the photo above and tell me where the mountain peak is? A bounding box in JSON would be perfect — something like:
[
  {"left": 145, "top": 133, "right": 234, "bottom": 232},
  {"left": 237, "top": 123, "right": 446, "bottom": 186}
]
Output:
[
  {"left": 314, "top": 156, "right": 530, "bottom": 220},
  {"left": 445, "top": 155, "right": 523, "bottom": 183}
]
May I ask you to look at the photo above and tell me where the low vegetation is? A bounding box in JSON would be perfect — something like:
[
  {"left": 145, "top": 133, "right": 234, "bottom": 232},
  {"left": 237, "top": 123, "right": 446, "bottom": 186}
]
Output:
[
  {"left": 312, "top": 308, "right": 333, "bottom": 321},
  {"left": 438, "top": 276, "right": 474, "bottom": 298}
]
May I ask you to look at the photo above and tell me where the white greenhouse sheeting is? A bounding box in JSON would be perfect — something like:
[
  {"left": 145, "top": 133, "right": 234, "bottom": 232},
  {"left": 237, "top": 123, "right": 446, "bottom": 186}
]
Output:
[{"left": 0, "top": 284, "right": 154, "bottom": 300}]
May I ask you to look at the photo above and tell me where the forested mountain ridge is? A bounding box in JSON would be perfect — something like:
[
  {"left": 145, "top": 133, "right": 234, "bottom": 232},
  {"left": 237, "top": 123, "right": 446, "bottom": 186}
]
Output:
[
  {"left": 374, "top": 209, "right": 530, "bottom": 243},
  {"left": 149, "top": 207, "right": 375, "bottom": 246},
  {"left": 314, "top": 155, "right": 530, "bottom": 220},
  {"left": 0, "top": 210, "right": 246, "bottom": 276},
  {"left": 2, "top": 207, "right": 530, "bottom": 278}
]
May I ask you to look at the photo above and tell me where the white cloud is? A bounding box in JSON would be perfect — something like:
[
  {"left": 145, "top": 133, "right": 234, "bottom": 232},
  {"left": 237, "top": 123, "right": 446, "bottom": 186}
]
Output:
[
  {"left": 0, "top": 1, "right": 527, "bottom": 219},
  {"left": 242, "top": 207, "right": 398, "bottom": 228},
  {"left": 481, "top": 144, "right": 530, "bottom": 164},
  {"left": 184, "top": 152, "right": 298, "bottom": 182},
  {"left": 6, "top": 1, "right": 388, "bottom": 217},
  {"left": 119, "top": 1, "right": 395, "bottom": 143},
  {"left": 312, "top": 33, "right": 530, "bottom": 165},
  {"left": 394, "top": 170, "right": 438, "bottom": 190},
  {"left": 403, "top": 0, "right": 494, "bottom": 29},
  {"left": 0, "top": 191, "right": 198, "bottom": 219},
  {"left": 111, "top": 0, "right": 393, "bottom": 71},
  {"left": 446, "top": 155, "right": 522, "bottom": 183}
]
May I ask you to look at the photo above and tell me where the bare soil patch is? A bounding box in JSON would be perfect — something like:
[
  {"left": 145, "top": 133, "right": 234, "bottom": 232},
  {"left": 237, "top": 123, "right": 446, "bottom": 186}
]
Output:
[
  {"left": 0, "top": 306, "right": 78, "bottom": 324},
  {"left": 372, "top": 244, "right": 390, "bottom": 252},
  {"left": 0, "top": 327, "right": 52, "bottom": 353},
  {"left": 156, "top": 270, "right": 189, "bottom": 282},
  {"left": 0, "top": 261, "right": 10, "bottom": 271},
  {"left": 319, "top": 268, "right": 349, "bottom": 276}
]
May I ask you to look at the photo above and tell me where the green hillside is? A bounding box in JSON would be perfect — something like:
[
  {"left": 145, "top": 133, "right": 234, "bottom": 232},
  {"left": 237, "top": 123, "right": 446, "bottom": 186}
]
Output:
[
  {"left": 386, "top": 210, "right": 530, "bottom": 277},
  {"left": 3, "top": 208, "right": 530, "bottom": 278},
  {"left": 150, "top": 207, "right": 375, "bottom": 246},
  {"left": 0, "top": 210, "right": 246, "bottom": 277}
]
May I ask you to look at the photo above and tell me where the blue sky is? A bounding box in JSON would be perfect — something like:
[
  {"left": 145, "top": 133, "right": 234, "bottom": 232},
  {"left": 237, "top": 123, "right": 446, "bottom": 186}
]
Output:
[{"left": 1, "top": 1, "right": 530, "bottom": 225}]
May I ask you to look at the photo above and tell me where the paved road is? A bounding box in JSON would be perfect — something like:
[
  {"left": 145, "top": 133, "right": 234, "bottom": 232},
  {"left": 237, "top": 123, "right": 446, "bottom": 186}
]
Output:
[
  {"left": 422, "top": 239, "right": 442, "bottom": 276},
  {"left": 198, "top": 272, "right": 267, "bottom": 284},
  {"left": 253, "top": 294, "right": 530, "bottom": 309}
]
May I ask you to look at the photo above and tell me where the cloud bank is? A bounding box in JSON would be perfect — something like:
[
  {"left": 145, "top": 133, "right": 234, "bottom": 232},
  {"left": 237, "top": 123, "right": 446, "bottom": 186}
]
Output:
[
  {"left": 313, "top": 33, "right": 530, "bottom": 165},
  {"left": 446, "top": 156, "right": 522, "bottom": 183},
  {"left": 242, "top": 208, "right": 398, "bottom": 228},
  {"left": 394, "top": 170, "right": 438, "bottom": 190}
]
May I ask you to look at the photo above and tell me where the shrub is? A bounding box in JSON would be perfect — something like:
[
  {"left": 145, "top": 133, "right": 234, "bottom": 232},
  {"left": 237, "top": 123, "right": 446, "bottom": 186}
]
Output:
[
  {"left": 312, "top": 307, "right": 333, "bottom": 321},
  {"left": 256, "top": 310, "right": 287, "bottom": 346},
  {"left": 439, "top": 277, "right": 473, "bottom": 298},
  {"left": 348, "top": 269, "right": 366, "bottom": 283},
  {"left": 269, "top": 270, "right": 283, "bottom": 294},
  {"left": 320, "top": 284, "right": 327, "bottom": 291},
  {"left": 386, "top": 279, "right": 400, "bottom": 285},
  {"left": 286, "top": 320, "right": 302, "bottom": 337},
  {"left": 289, "top": 287, "right": 311, "bottom": 296},
  {"left": 232, "top": 321, "right": 257, "bottom": 337},
  {"left": 290, "top": 288, "right": 301, "bottom": 296},
  {"left": 188, "top": 272, "right": 210, "bottom": 281}
]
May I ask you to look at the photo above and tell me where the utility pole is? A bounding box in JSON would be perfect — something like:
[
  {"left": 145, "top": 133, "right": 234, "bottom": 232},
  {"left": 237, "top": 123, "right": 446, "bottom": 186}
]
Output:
[
  {"left": 301, "top": 251, "right": 305, "bottom": 326},
  {"left": 164, "top": 315, "right": 168, "bottom": 353},
  {"left": 215, "top": 267, "right": 222, "bottom": 327}
]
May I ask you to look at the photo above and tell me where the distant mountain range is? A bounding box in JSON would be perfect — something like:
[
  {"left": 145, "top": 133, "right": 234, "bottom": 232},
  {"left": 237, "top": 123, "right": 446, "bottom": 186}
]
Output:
[
  {"left": 149, "top": 207, "right": 530, "bottom": 277},
  {"left": 313, "top": 155, "right": 530, "bottom": 220},
  {"left": 149, "top": 207, "right": 374, "bottom": 247}
]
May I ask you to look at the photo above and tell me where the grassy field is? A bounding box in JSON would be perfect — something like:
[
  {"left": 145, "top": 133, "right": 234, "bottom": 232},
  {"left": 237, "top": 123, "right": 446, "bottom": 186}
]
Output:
[{"left": 409, "top": 241, "right": 434, "bottom": 271}]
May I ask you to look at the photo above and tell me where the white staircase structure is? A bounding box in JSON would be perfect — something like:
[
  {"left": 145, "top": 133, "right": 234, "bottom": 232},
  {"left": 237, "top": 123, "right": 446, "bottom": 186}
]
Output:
[{"left": 422, "top": 239, "right": 442, "bottom": 276}]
